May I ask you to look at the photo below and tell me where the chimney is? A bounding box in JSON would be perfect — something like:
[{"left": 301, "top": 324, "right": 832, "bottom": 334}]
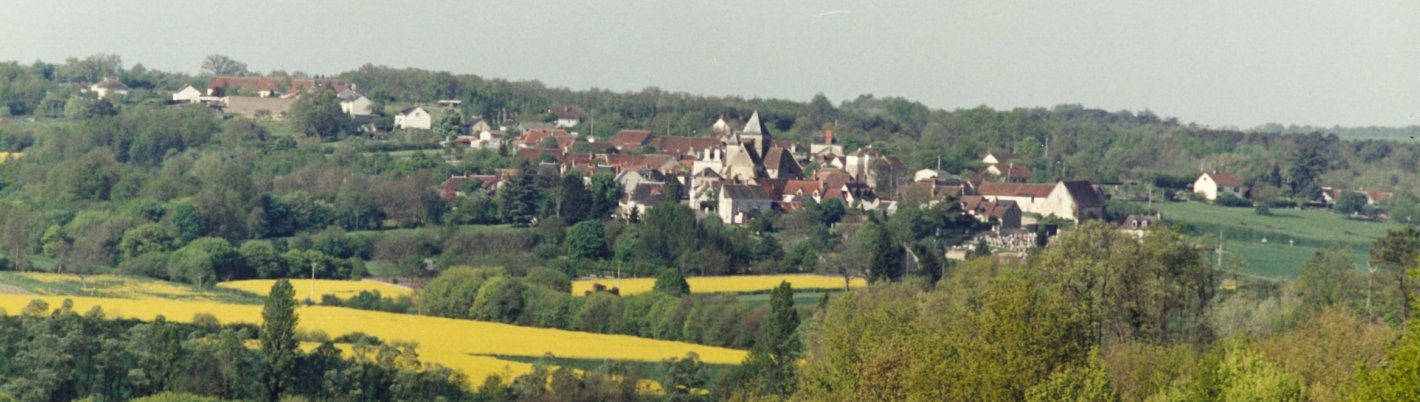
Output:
[{"left": 825, "top": 129, "right": 834, "bottom": 145}]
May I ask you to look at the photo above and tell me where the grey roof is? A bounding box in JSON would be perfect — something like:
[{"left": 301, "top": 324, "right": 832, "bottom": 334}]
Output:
[
  {"left": 336, "top": 89, "right": 361, "bottom": 101},
  {"left": 721, "top": 184, "right": 773, "bottom": 200},
  {"left": 629, "top": 183, "right": 667, "bottom": 204},
  {"left": 1061, "top": 180, "right": 1105, "bottom": 208}
]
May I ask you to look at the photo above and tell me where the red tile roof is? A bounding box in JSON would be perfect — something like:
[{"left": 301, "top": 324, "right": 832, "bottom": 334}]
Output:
[
  {"left": 517, "top": 129, "right": 575, "bottom": 148},
  {"left": 784, "top": 180, "right": 823, "bottom": 198},
  {"left": 608, "top": 130, "right": 655, "bottom": 149}
]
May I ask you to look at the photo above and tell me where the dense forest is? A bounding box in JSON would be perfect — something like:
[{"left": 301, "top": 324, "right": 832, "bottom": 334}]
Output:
[{"left": 2, "top": 54, "right": 1420, "bottom": 401}]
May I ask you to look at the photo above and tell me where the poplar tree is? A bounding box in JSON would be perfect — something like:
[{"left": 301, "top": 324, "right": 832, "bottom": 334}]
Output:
[{"left": 260, "top": 279, "right": 299, "bottom": 401}]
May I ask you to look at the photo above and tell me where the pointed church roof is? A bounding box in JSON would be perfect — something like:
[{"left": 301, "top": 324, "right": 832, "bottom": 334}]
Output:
[{"left": 742, "top": 111, "right": 768, "bottom": 135}]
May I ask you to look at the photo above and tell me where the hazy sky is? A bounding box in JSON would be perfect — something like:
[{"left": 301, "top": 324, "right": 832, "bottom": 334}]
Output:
[{"left": 2, "top": 0, "right": 1417, "bottom": 128}]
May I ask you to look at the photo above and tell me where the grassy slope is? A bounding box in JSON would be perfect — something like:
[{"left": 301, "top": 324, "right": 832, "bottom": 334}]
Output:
[{"left": 1141, "top": 201, "right": 1399, "bottom": 278}]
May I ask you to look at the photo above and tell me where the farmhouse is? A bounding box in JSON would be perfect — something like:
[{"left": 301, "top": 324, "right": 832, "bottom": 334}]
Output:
[
  {"left": 976, "top": 180, "right": 1105, "bottom": 222},
  {"left": 395, "top": 107, "right": 433, "bottom": 130},
  {"left": 1192, "top": 171, "right": 1247, "bottom": 201}
]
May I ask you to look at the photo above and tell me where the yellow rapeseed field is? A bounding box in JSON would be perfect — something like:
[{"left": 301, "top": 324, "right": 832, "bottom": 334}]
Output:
[
  {"left": 571, "top": 274, "right": 866, "bottom": 296},
  {"left": 0, "top": 152, "right": 20, "bottom": 164},
  {"left": 0, "top": 294, "right": 747, "bottom": 386},
  {"left": 219, "top": 279, "right": 414, "bottom": 300}
]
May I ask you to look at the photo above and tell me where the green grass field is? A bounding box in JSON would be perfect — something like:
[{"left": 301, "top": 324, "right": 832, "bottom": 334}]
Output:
[{"left": 1139, "top": 201, "right": 1400, "bottom": 278}]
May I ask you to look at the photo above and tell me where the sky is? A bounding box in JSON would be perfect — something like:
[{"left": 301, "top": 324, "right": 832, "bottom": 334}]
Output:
[{"left": 1, "top": 0, "right": 1417, "bottom": 128}]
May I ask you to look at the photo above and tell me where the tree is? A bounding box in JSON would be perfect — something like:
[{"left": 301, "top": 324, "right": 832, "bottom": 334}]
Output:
[
  {"left": 653, "top": 268, "right": 690, "bottom": 297},
  {"left": 660, "top": 352, "right": 708, "bottom": 399},
  {"left": 201, "top": 54, "right": 249, "bottom": 76},
  {"left": 588, "top": 172, "right": 622, "bottom": 220},
  {"left": 170, "top": 201, "right": 203, "bottom": 243},
  {"left": 729, "top": 281, "right": 800, "bottom": 397},
  {"left": 1292, "top": 249, "right": 1361, "bottom": 313},
  {"left": 1333, "top": 191, "right": 1368, "bottom": 217},
  {"left": 853, "top": 220, "right": 901, "bottom": 282},
  {"left": 418, "top": 266, "right": 503, "bottom": 318},
  {"left": 640, "top": 203, "right": 699, "bottom": 266},
  {"left": 565, "top": 220, "right": 608, "bottom": 260},
  {"left": 497, "top": 171, "right": 540, "bottom": 226},
  {"left": 436, "top": 111, "right": 465, "bottom": 137},
  {"left": 288, "top": 87, "right": 347, "bottom": 140},
  {"left": 1024, "top": 350, "right": 1115, "bottom": 402},
  {"left": 260, "top": 279, "right": 300, "bottom": 401},
  {"left": 1369, "top": 227, "right": 1420, "bottom": 322},
  {"left": 470, "top": 276, "right": 525, "bottom": 323},
  {"left": 240, "top": 240, "right": 286, "bottom": 279},
  {"left": 119, "top": 224, "right": 175, "bottom": 261},
  {"left": 552, "top": 174, "right": 590, "bottom": 223}
]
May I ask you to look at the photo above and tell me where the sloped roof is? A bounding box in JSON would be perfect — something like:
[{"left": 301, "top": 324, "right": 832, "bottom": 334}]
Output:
[
  {"left": 629, "top": 183, "right": 666, "bottom": 204},
  {"left": 1203, "top": 172, "right": 1245, "bottom": 187},
  {"left": 1060, "top": 180, "right": 1105, "bottom": 208},
  {"left": 654, "top": 136, "right": 721, "bottom": 155},
  {"left": 742, "top": 111, "right": 768, "bottom": 135},
  {"left": 609, "top": 130, "right": 655, "bottom": 148},
  {"left": 784, "top": 180, "right": 823, "bottom": 197},
  {"left": 721, "top": 184, "right": 773, "bottom": 200},
  {"left": 517, "top": 128, "right": 574, "bottom": 147},
  {"left": 976, "top": 182, "right": 1055, "bottom": 198},
  {"left": 815, "top": 168, "right": 853, "bottom": 190},
  {"left": 398, "top": 106, "right": 426, "bottom": 115},
  {"left": 762, "top": 147, "right": 803, "bottom": 177},
  {"left": 94, "top": 78, "right": 128, "bottom": 90},
  {"left": 990, "top": 163, "right": 1034, "bottom": 179},
  {"left": 515, "top": 148, "right": 562, "bottom": 164},
  {"left": 549, "top": 105, "right": 581, "bottom": 120}
]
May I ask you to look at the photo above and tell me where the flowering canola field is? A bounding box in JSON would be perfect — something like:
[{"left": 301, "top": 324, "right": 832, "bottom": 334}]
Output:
[
  {"left": 0, "top": 294, "right": 746, "bottom": 386},
  {"left": 572, "top": 274, "right": 866, "bottom": 296},
  {"left": 219, "top": 279, "right": 414, "bottom": 300}
]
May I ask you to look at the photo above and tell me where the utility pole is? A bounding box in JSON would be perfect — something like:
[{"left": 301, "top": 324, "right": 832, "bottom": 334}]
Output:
[{"left": 310, "top": 261, "right": 318, "bottom": 304}]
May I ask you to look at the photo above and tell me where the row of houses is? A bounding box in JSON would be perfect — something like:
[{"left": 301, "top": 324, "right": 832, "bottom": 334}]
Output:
[{"left": 437, "top": 113, "right": 1112, "bottom": 229}]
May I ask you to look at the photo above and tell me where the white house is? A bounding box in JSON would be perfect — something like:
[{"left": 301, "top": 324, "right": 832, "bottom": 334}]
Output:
[
  {"left": 90, "top": 78, "right": 129, "bottom": 99},
  {"left": 718, "top": 184, "right": 775, "bottom": 225},
  {"left": 549, "top": 105, "right": 581, "bottom": 128},
  {"left": 1193, "top": 171, "right": 1247, "bottom": 201},
  {"left": 172, "top": 85, "right": 203, "bottom": 103},
  {"left": 394, "top": 106, "right": 433, "bottom": 130},
  {"left": 337, "top": 89, "right": 375, "bottom": 117}
]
